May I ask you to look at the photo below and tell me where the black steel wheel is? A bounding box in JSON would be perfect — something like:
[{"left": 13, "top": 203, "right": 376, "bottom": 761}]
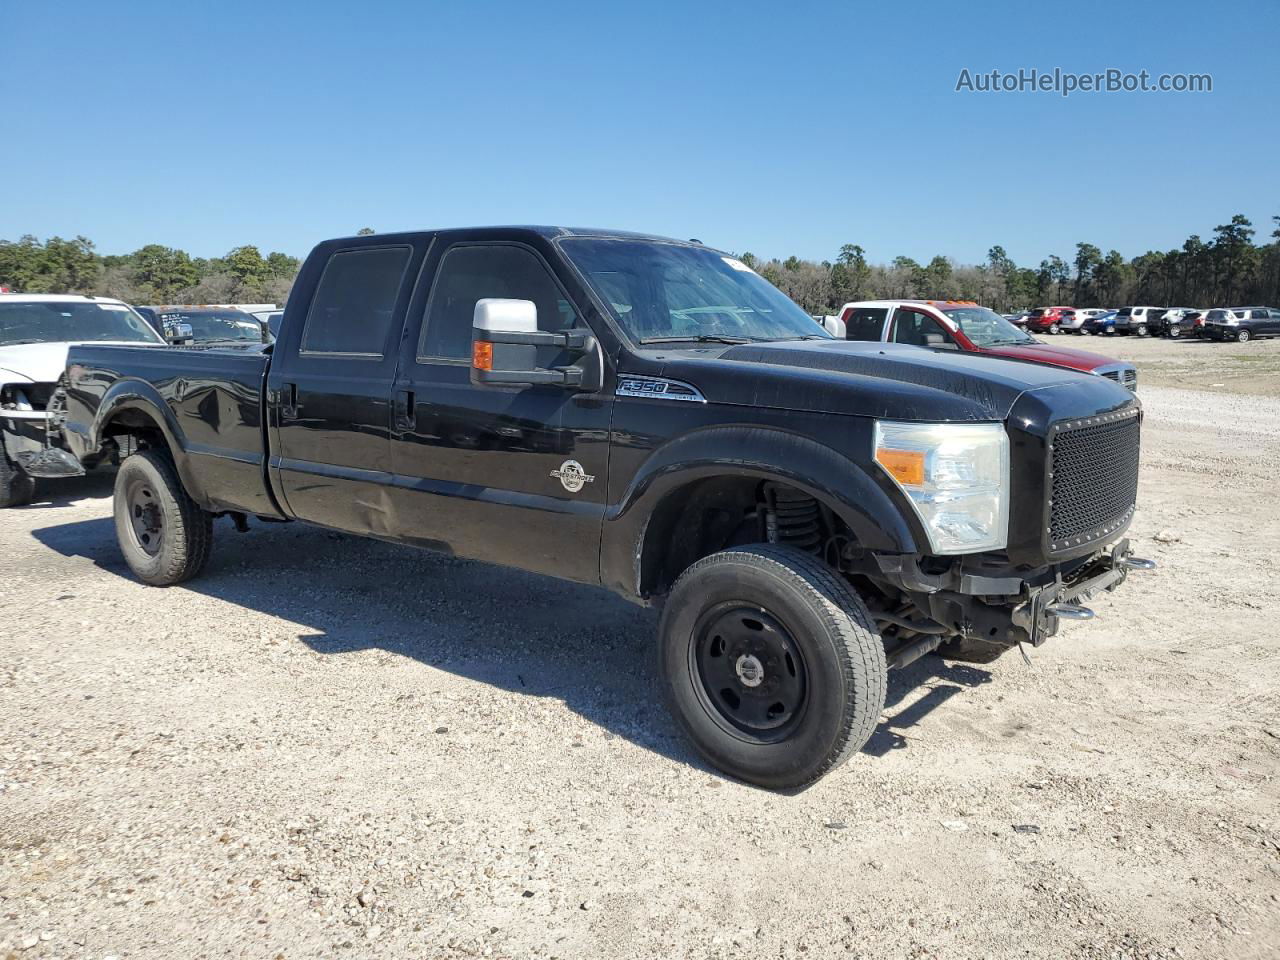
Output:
[
  {"left": 113, "top": 449, "right": 213, "bottom": 585},
  {"left": 691, "top": 604, "right": 809, "bottom": 743},
  {"left": 658, "top": 544, "right": 887, "bottom": 790}
]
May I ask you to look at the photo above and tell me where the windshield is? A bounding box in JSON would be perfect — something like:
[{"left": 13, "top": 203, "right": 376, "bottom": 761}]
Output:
[
  {"left": 939, "top": 305, "right": 1034, "bottom": 347},
  {"left": 559, "top": 238, "right": 831, "bottom": 344},
  {"left": 160, "top": 309, "right": 263, "bottom": 342},
  {"left": 0, "top": 300, "right": 163, "bottom": 347}
]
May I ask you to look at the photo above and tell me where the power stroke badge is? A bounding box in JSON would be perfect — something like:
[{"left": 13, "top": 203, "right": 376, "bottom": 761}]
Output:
[{"left": 550, "top": 459, "right": 595, "bottom": 493}]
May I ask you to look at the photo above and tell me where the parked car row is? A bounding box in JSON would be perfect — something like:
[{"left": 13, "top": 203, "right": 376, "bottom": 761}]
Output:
[
  {"left": 822, "top": 300, "right": 1138, "bottom": 390},
  {"left": 1005, "top": 304, "right": 1280, "bottom": 342},
  {"left": 3, "top": 227, "right": 1156, "bottom": 790}
]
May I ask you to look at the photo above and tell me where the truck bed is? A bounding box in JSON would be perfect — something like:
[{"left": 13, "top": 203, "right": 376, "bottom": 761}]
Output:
[{"left": 62, "top": 343, "right": 281, "bottom": 518}]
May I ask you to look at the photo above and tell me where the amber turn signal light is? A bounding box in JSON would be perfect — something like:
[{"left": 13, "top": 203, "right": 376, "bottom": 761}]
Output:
[
  {"left": 471, "top": 340, "right": 493, "bottom": 371},
  {"left": 875, "top": 448, "right": 925, "bottom": 486}
]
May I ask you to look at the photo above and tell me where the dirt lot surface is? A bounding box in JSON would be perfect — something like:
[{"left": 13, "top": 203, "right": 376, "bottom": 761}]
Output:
[{"left": 2, "top": 337, "right": 1278, "bottom": 960}]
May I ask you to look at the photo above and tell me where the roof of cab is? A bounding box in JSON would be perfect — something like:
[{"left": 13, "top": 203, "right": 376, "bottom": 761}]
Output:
[{"left": 324, "top": 225, "right": 706, "bottom": 246}]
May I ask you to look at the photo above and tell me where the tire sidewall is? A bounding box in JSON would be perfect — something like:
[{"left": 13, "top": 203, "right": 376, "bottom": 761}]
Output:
[
  {"left": 113, "top": 451, "right": 194, "bottom": 584},
  {"left": 0, "top": 436, "right": 35, "bottom": 508},
  {"left": 1238, "top": 329, "right": 1250, "bottom": 342},
  {"left": 659, "top": 555, "right": 863, "bottom": 787}
]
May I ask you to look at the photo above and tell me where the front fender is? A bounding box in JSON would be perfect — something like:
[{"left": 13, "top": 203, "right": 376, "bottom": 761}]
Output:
[{"left": 600, "top": 424, "right": 919, "bottom": 599}]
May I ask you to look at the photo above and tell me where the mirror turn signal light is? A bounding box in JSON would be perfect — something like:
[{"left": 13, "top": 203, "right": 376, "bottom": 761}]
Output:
[
  {"left": 875, "top": 447, "right": 925, "bottom": 486},
  {"left": 472, "top": 340, "right": 494, "bottom": 371}
]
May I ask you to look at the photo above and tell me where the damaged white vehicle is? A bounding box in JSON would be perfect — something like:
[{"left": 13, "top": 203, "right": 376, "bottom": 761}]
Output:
[{"left": 0, "top": 294, "right": 166, "bottom": 506}]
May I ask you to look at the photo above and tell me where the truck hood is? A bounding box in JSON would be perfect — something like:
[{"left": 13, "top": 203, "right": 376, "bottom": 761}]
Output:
[
  {"left": 0, "top": 340, "right": 165, "bottom": 384},
  {"left": 980, "top": 341, "right": 1117, "bottom": 372},
  {"left": 643, "top": 339, "right": 1132, "bottom": 422}
]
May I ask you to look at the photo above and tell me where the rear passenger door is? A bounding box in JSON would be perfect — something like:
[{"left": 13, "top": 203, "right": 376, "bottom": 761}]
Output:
[{"left": 267, "top": 240, "right": 427, "bottom": 533}]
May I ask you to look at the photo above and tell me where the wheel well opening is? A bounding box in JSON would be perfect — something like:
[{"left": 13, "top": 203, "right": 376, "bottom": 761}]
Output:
[
  {"left": 102, "top": 409, "right": 168, "bottom": 455},
  {"left": 639, "top": 478, "right": 852, "bottom": 598}
]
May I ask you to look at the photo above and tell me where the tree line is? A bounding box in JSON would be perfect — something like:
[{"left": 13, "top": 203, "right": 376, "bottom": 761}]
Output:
[
  {"left": 742, "top": 212, "right": 1280, "bottom": 314},
  {"left": 0, "top": 235, "right": 301, "bottom": 305},
  {"left": 3, "top": 213, "right": 1278, "bottom": 314}
]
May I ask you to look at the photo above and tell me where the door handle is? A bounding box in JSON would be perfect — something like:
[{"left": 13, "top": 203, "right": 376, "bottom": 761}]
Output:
[
  {"left": 394, "top": 389, "right": 416, "bottom": 431},
  {"left": 280, "top": 382, "right": 300, "bottom": 420}
]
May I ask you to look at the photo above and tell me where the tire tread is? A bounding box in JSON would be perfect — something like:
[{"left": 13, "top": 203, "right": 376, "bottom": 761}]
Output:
[{"left": 666, "top": 544, "right": 887, "bottom": 787}]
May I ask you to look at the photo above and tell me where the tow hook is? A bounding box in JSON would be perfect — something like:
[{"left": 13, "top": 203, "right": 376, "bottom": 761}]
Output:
[
  {"left": 1045, "top": 603, "right": 1095, "bottom": 620},
  {"left": 1119, "top": 555, "right": 1157, "bottom": 571}
]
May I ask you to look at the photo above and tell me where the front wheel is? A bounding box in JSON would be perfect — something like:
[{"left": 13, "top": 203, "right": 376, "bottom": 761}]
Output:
[
  {"left": 1237, "top": 328, "right": 1252, "bottom": 343},
  {"left": 1048, "top": 323, "right": 1060, "bottom": 335},
  {"left": 113, "top": 449, "right": 213, "bottom": 585},
  {"left": 658, "top": 544, "right": 887, "bottom": 789},
  {"left": 0, "top": 439, "right": 35, "bottom": 508},
  {"left": 1169, "top": 325, "right": 1181, "bottom": 338}
]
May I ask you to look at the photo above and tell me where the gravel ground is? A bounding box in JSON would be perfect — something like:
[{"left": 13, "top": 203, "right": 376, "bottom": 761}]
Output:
[{"left": 2, "top": 339, "right": 1278, "bottom": 960}]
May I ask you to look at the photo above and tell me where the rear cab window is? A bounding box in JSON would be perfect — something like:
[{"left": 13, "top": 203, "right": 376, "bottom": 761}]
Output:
[{"left": 301, "top": 246, "right": 412, "bottom": 357}]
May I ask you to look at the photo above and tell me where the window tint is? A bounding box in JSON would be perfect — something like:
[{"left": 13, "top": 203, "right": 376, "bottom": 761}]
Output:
[
  {"left": 421, "top": 244, "right": 579, "bottom": 360},
  {"left": 842, "top": 307, "right": 887, "bottom": 340},
  {"left": 301, "top": 246, "right": 411, "bottom": 355},
  {"left": 892, "top": 309, "right": 950, "bottom": 346}
]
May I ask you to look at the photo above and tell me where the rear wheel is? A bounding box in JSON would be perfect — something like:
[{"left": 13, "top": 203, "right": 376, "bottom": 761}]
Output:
[
  {"left": 113, "top": 449, "right": 213, "bottom": 585},
  {"left": 1237, "top": 328, "right": 1252, "bottom": 343},
  {"left": 1136, "top": 323, "right": 1149, "bottom": 337},
  {"left": 0, "top": 439, "right": 35, "bottom": 508},
  {"left": 658, "top": 544, "right": 887, "bottom": 790},
  {"left": 1048, "top": 323, "right": 1060, "bottom": 335}
]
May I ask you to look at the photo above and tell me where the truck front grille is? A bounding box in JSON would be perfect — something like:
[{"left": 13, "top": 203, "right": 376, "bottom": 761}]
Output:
[
  {"left": 1047, "top": 407, "right": 1141, "bottom": 553},
  {"left": 1100, "top": 368, "right": 1138, "bottom": 392}
]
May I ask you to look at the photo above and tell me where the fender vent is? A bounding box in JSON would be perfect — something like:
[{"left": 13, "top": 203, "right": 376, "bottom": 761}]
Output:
[{"left": 765, "top": 485, "right": 822, "bottom": 553}]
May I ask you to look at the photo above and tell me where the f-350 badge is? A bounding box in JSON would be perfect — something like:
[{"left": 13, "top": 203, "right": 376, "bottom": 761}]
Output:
[{"left": 551, "top": 459, "right": 595, "bottom": 493}]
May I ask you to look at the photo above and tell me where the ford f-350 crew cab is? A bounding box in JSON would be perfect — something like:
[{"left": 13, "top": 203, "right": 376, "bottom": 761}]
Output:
[{"left": 56, "top": 227, "right": 1153, "bottom": 789}]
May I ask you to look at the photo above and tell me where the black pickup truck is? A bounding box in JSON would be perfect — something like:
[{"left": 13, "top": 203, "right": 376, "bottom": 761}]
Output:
[{"left": 55, "top": 227, "right": 1153, "bottom": 789}]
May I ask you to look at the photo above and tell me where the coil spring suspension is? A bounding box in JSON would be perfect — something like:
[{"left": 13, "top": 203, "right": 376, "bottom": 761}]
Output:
[{"left": 764, "top": 484, "right": 823, "bottom": 553}]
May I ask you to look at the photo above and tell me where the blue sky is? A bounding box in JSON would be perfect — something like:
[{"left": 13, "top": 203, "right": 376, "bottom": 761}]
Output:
[{"left": 4, "top": 0, "right": 1276, "bottom": 267}]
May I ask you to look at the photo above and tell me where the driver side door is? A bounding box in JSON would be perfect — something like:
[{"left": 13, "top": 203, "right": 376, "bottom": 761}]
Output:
[
  {"left": 889, "top": 307, "right": 956, "bottom": 349},
  {"left": 387, "top": 239, "right": 613, "bottom": 584}
]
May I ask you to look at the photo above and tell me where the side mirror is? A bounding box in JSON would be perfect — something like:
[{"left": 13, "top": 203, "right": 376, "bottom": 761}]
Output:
[
  {"left": 471, "top": 298, "right": 601, "bottom": 390},
  {"left": 164, "top": 322, "right": 194, "bottom": 344},
  {"left": 259, "top": 319, "right": 272, "bottom": 343}
]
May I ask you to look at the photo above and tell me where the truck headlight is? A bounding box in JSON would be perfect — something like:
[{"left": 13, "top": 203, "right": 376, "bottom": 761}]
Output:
[{"left": 873, "top": 421, "right": 1009, "bottom": 554}]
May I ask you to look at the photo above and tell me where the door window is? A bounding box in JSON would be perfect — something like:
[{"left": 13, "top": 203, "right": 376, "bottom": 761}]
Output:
[
  {"left": 891, "top": 309, "right": 952, "bottom": 346},
  {"left": 300, "top": 246, "right": 411, "bottom": 356},
  {"left": 420, "top": 244, "right": 579, "bottom": 361}
]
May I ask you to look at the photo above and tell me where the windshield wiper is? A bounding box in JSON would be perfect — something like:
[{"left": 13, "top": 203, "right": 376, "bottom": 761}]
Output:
[
  {"left": 0, "top": 339, "right": 47, "bottom": 346},
  {"left": 638, "top": 335, "right": 756, "bottom": 345}
]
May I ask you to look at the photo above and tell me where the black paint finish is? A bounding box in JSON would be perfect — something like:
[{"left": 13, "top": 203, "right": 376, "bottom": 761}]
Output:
[{"left": 61, "top": 226, "right": 1141, "bottom": 605}]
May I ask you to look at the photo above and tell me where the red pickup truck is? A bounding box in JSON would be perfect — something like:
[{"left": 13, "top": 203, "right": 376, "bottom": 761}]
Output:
[{"left": 829, "top": 300, "right": 1137, "bottom": 390}]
